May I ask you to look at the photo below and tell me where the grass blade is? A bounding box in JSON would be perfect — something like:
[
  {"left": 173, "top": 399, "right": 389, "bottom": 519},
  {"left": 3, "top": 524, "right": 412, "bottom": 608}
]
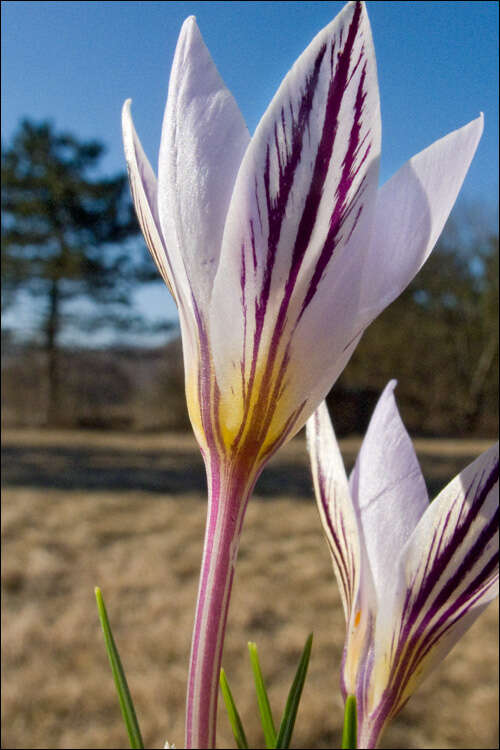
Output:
[
  {"left": 341, "top": 694, "right": 357, "bottom": 749},
  {"left": 248, "top": 641, "right": 277, "bottom": 748},
  {"left": 275, "top": 633, "right": 313, "bottom": 749},
  {"left": 220, "top": 668, "right": 249, "bottom": 749},
  {"left": 95, "top": 587, "right": 144, "bottom": 749}
]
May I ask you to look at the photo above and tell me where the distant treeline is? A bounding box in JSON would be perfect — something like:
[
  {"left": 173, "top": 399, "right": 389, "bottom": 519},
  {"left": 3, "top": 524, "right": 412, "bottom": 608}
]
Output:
[
  {"left": 329, "top": 224, "right": 498, "bottom": 437},
  {"left": 2, "top": 260, "right": 498, "bottom": 436},
  {"left": 2, "top": 119, "right": 498, "bottom": 437}
]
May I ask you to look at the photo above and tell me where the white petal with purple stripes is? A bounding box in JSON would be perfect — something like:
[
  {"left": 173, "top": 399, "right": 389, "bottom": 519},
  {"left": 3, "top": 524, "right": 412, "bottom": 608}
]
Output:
[
  {"left": 210, "top": 0, "right": 381, "bottom": 443},
  {"left": 307, "top": 400, "right": 361, "bottom": 621}
]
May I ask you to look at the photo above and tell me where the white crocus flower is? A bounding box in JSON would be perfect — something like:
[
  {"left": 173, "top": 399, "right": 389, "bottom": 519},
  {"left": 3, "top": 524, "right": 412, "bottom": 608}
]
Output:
[
  {"left": 307, "top": 381, "right": 498, "bottom": 749},
  {"left": 123, "top": 2, "right": 483, "bottom": 746}
]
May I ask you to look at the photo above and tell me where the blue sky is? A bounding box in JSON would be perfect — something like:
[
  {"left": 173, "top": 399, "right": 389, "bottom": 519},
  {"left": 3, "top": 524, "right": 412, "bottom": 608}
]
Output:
[{"left": 2, "top": 1, "right": 499, "bottom": 343}]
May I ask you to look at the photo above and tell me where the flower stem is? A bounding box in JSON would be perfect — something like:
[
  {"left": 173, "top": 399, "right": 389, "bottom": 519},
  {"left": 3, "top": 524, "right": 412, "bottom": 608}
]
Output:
[
  {"left": 342, "top": 695, "right": 357, "bottom": 749},
  {"left": 185, "top": 461, "right": 255, "bottom": 749}
]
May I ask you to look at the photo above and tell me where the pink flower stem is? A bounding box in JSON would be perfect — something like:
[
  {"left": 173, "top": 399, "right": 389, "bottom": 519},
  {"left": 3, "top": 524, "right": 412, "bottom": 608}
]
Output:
[{"left": 185, "top": 459, "right": 256, "bottom": 749}]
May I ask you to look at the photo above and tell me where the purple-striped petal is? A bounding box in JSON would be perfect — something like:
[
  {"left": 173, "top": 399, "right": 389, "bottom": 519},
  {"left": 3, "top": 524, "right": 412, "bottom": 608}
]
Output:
[
  {"left": 157, "top": 16, "right": 250, "bottom": 313},
  {"left": 210, "top": 1, "right": 381, "bottom": 445},
  {"left": 307, "top": 401, "right": 361, "bottom": 622},
  {"left": 349, "top": 380, "right": 429, "bottom": 604},
  {"left": 398, "top": 442, "right": 498, "bottom": 670},
  {"left": 307, "top": 400, "right": 378, "bottom": 709}
]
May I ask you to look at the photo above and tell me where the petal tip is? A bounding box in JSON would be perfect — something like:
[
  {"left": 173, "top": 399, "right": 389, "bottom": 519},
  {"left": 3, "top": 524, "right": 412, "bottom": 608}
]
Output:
[
  {"left": 357, "top": 1, "right": 368, "bottom": 18},
  {"left": 121, "top": 99, "right": 136, "bottom": 150},
  {"left": 179, "top": 14, "right": 199, "bottom": 40},
  {"left": 122, "top": 98, "right": 132, "bottom": 118},
  {"left": 464, "top": 111, "right": 484, "bottom": 143},
  {"left": 381, "top": 379, "right": 398, "bottom": 398}
]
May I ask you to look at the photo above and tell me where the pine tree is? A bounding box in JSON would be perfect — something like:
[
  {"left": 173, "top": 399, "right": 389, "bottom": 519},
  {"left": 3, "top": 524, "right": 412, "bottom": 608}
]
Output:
[{"left": 2, "top": 119, "right": 139, "bottom": 423}]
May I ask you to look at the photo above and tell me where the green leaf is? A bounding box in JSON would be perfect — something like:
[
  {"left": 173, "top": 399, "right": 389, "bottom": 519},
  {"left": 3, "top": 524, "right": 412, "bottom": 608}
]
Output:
[
  {"left": 275, "top": 633, "right": 313, "bottom": 749},
  {"left": 220, "top": 668, "right": 249, "bottom": 749},
  {"left": 247, "top": 641, "right": 277, "bottom": 748},
  {"left": 95, "top": 587, "right": 144, "bottom": 750},
  {"left": 341, "top": 694, "right": 357, "bottom": 749}
]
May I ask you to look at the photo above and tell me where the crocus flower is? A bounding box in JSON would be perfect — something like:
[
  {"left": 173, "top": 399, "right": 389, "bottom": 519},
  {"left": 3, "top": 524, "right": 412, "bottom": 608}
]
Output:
[
  {"left": 122, "top": 2, "right": 483, "bottom": 746},
  {"left": 307, "top": 381, "right": 499, "bottom": 749}
]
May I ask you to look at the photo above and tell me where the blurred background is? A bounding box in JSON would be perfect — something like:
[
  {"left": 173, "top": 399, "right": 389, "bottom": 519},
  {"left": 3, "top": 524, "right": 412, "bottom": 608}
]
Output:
[{"left": 2, "top": 2, "right": 498, "bottom": 749}]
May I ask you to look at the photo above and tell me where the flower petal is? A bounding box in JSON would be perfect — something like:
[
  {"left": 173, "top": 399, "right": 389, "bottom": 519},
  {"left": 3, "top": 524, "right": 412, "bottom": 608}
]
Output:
[
  {"left": 122, "top": 99, "right": 177, "bottom": 301},
  {"left": 210, "top": 1, "right": 381, "bottom": 441},
  {"left": 157, "top": 16, "right": 250, "bottom": 312},
  {"left": 349, "top": 380, "right": 429, "bottom": 604},
  {"left": 307, "top": 400, "right": 378, "bottom": 706},
  {"left": 376, "top": 443, "right": 499, "bottom": 720},
  {"left": 356, "top": 114, "right": 484, "bottom": 322},
  {"left": 306, "top": 401, "right": 360, "bottom": 622}
]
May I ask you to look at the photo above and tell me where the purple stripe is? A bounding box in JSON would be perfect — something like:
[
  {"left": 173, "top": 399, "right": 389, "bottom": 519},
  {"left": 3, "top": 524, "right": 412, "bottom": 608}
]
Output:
[
  {"left": 318, "top": 466, "right": 351, "bottom": 607},
  {"left": 276, "top": 2, "right": 366, "bottom": 337},
  {"left": 234, "top": 341, "right": 293, "bottom": 454},
  {"left": 397, "top": 463, "right": 497, "bottom": 646},
  {"left": 191, "top": 297, "right": 227, "bottom": 459},
  {"left": 299, "top": 31, "right": 371, "bottom": 318},
  {"left": 405, "top": 506, "right": 498, "bottom": 676},
  {"left": 259, "top": 399, "right": 307, "bottom": 462},
  {"left": 413, "top": 551, "right": 499, "bottom": 673},
  {"left": 424, "top": 504, "right": 498, "bottom": 625},
  {"left": 313, "top": 416, "right": 354, "bottom": 612},
  {"left": 240, "top": 243, "right": 248, "bottom": 406},
  {"left": 380, "top": 550, "right": 499, "bottom": 734},
  {"left": 232, "top": 5, "right": 368, "bottom": 463},
  {"left": 404, "top": 459, "right": 498, "bottom": 628},
  {"left": 279, "top": 40, "right": 334, "bottom": 295},
  {"left": 253, "top": 178, "right": 264, "bottom": 239},
  {"left": 129, "top": 169, "right": 164, "bottom": 268},
  {"left": 252, "top": 41, "right": 327, "bottom": 340},
  {"left": 126, "top": 140, "right": 176, "bottom": 295},
  {"left": 349, "top": 606, "right": 375, "bottom": 734},
  {"left": 371, "top": 459, "right": 498, "bottom": 729}
]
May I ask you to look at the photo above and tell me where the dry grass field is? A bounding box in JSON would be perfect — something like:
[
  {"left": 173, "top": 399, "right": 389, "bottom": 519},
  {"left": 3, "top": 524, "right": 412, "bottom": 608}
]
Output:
[{"left": 2, "top": 429, "right": 498, "bottom": 749}]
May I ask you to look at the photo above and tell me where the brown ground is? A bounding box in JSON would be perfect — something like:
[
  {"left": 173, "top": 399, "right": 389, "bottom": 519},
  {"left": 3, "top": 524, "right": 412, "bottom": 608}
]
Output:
[{"left": 2, "top": 430, "right": 498, "bottom": 749}]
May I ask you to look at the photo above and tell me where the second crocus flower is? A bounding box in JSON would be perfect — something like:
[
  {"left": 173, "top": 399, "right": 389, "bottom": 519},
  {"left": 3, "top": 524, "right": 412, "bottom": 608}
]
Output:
[{"left": 307, "top": 381, "right": 499, "bottom": 749}]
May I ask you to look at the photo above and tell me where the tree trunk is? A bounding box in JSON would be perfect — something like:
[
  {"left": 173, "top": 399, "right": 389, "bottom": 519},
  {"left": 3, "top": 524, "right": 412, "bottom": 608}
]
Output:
[
  {"left": 46, "top": 279, "right": 60, "bottom": 425},
  {"left": 463, "top": 333, "right": 498, "bottom": 433}
]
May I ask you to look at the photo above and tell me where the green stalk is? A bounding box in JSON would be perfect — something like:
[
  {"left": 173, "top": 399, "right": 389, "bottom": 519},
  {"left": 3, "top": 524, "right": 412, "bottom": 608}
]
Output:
[
  {"left": 275, "top": 633, "right": 313, "bottom": 749},
  {"left": 220, "top": 668, "right": 249, "bottom": 749},
  {"left": 95, "top": 587, "right": 144, "bottom": 749},
  {"left": 248, "top": 642, "right": 277, "bottom": 748},
  {"left": 341, "top": 694, "right": 357, "bottom": 749}
]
